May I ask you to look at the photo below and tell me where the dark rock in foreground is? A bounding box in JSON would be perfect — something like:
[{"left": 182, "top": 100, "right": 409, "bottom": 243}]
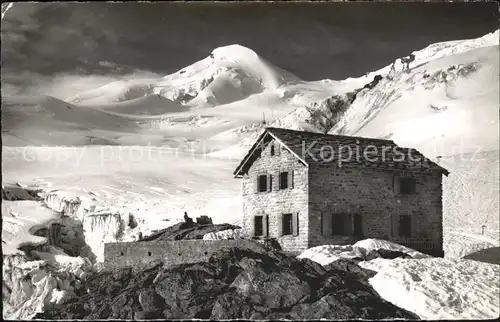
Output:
[
  {"left": 36, "top": 245, "right": 419, "bottom": 320},
  {"left": 139, "top": 221, "right": 240, "bottom": 242},
  {"left": 364, "top": 248, "right": 413, "bottom": 261},
  {"left": 463, "top": 247, "right": 500, "bottom": 265},
  {"left": 2, "top": 185, "right": 43, "bottom": 201},
  {"left": 324, "top": 258, "right": 377, "bottom": 280}
]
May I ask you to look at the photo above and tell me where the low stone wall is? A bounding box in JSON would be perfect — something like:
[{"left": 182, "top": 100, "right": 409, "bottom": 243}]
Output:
[{"left": 104, "top": 239, "right": 266, "bottom": 268}]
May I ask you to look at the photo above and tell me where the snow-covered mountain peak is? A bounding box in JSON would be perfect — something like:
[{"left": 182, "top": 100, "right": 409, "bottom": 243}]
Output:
[
  {"left": 150, "top": 44, "right": 301, "bottom": 106},
  {"left": 210, "top": 44, "right": 260, "bottom": 63}
]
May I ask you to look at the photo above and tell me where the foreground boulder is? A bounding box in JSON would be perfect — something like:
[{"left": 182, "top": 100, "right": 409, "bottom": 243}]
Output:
[
  {"left": 462, "top": 247, "right": 500, "bottom": 265},
  {"left": 155, "top": 263, "right": 228, "bottom": 318},
  {"left": 324, "top": 258, "right": 377, "bottom": 279},
  {"left": 364, "top": 248, "right": 413, "bottom": 261},
  {"left": 284, "top": 290, "right": 415, "bottom": 320},
  {"left": 211, "top": 290, "right": 270, "bottom": 319},
  {"left": 230, "top": 259, "right": 311, "bottom": 309},
  {"left": 36, "top": 246, "right": 419, "bottom": 320},
  {"left": 203, "top": 228, "right": 242, "bottom": 240},
  {"left": 140, "top": 222, "right": 240, "bottom": 241}
]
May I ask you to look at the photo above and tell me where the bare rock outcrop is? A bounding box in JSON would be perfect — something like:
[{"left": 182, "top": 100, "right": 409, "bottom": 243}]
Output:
[
  {"left": 139, "top": 221, "right": 240, "bottom": 242},
  {"left": 36, "top": 246, "right": 419, "bottom": 320}
]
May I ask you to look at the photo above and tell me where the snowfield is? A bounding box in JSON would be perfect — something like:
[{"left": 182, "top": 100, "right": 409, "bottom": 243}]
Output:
[
  {"left": 360, "top": 258, "right": 500, "bottom": 320},
  {"left": 298, "top": 239, "right": 500, "bottom": 320},
  {"left": 441, "top": 149, "right": 500, "bottom": 255},
  {"left": 2, "top": 197, "right": 60, "bottom": 255},
  {"left": 297, "top": 244, "right": 364, "bottom": 266},
  {"left": 353, "top": 239, "right": 432, "bottom": 259},
  {"left": 297, "top": 238, "right": 431, "bottom": 266}
]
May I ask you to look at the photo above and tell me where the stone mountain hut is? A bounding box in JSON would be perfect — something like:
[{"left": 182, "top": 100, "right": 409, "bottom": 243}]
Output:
[{"left": 233, "top": 127, "right": 449, "bottom": 256}]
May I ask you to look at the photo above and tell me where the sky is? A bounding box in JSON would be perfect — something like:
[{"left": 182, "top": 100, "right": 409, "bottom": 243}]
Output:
[{"left": 1, "top": 2, "right": 499, "bottom": 97}]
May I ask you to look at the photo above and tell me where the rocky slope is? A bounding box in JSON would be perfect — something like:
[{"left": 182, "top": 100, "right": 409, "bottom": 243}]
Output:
[
  {"left": 35, "top": 245, "right": 418, "bottom": 320},
  {"left": 139, "top": 221, "right": 240, "bottom": 242}
]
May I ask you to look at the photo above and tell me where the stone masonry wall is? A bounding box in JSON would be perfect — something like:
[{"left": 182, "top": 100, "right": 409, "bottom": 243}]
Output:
[
  {"left": 241, "top": 139, "right": 309, "bottom": 253},
  {"left": 308, "top": 163, "right": 444, "bottom": 256},
  {"left": 104, "top": 239, "right": 265, "bottom": 268}
]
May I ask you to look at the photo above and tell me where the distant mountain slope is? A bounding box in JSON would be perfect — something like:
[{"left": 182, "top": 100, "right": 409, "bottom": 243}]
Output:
[
  {"left": 65, "top": 79, "right": 160, "bottom": 105},
  {"left": 1, "top": 95, "right": 138, "bottom": 145},
  {"left": 212, "top": 30, "right": 500, "bottom": 159},
  {"left": 330, "top": 44, "right": 499, "bottom": 158},
  {"left": 1, "top": 44, "right": 339, "bottom": 147},
  {"left": 65, "top": 44, "right": 301, "bottom": 109}
]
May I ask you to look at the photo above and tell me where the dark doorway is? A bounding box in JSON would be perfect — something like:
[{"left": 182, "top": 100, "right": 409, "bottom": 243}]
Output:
[
  {"left": 399, "top": 215, "right": 411, "bottom": 237},
  {"left": 254, "top": 216, "right": 264, "bottom": 236},
  {"left": 353, "top": 214, "right": 363, "bottom": 237}
]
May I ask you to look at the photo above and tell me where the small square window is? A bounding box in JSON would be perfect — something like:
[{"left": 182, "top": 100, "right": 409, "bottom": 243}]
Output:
[
  {"left": 258, "top": 175, "right": 267, "bottom": 192},
  {"left": 280, "top": 172, "right": 288, "bottom": 189},
  {"left": 400, "top": 177, "right": 416, "bottom": 194},
  {"left": 282, "top": 213, "right": 293, "bottom": 235},
  {"left": 254, "top": 216, "right": 264, "bottom": 236}
]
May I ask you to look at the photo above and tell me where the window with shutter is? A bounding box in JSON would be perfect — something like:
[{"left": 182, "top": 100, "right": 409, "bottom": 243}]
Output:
[
  {"left": 393, "top": 175, "right": 401, "bottom": 195},
  {"left": 394, "top": 175, "right": 417, "bottom": 195},
  {"left": 292, "top": 213, "right": 299, "bottom": 236},
  {"left": 322, "top": 212, "right": 331, "bottom": 236},
  {"left": 288, "top": 170, "right": 294, "bottom": 189},
  {"left": 273, "top": 171, "right": 280, "bottom": 191},
  {"left": 332, "top": 213, "right": 352, "bottom": 236},
  {"left": 343, "top": 214, "right": 353, "bottom": 235},
  {"left": 279, "top": 172, "right": 288, "bottom": 189},
  {"left": 353, "top": 214, "right": 363, "bottom": 237},
  {"left": 282, "top": 213, "right": 293, "bottom": 235},
  {"left": 391, "top": 214, "right": 400, "bottom": 237},
  {"left": 320, "top": 211, "right": 325, "bottom": 236},
  {"left": 255, "top": 147, "right": 262, "bottom": 157},
  {"left": 263, "top": 215, "right": 269, "bottom": 237},
  {"left": 254, "top": 216, "right": 264, "bottom": 236},
  {"left": 332, "top": 214, "right": 345, "bottom": 235},
  {"left": 258, "top": 175, "right": 267, "bottom": 192},
  {"left": 400, "top": 177, "right": 417, "bottom": 194},
  {"left": 277, "top": 213, "right": 283, "bottom": 236}
]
